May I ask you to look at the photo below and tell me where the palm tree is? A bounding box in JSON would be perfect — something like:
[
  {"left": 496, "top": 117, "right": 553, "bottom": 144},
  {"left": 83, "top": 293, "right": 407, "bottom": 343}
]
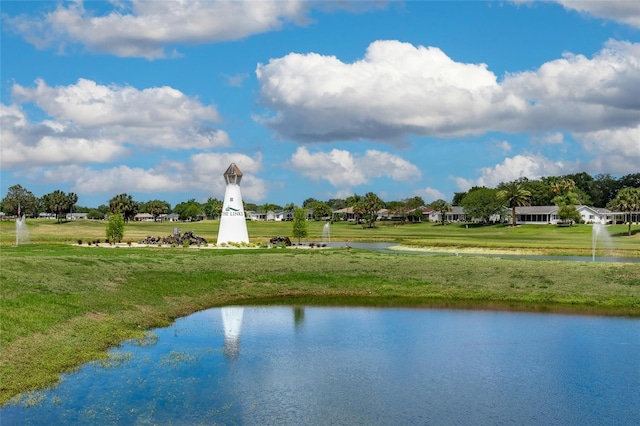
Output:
[
  {"left": 362, "top": 192, "right": 384, "bottom": 228},
  {"left": 145, "top": 199, "right": 169, "bottom": 221},
  {"left": 610, "top": 187, "right": 640, "bottom": 236},
  {"left": 430, "top": 199, "right": 451, "bottom": 225},
  {"left": 497, "top": 182, "right": 531, "bottom": 227},
  {"left": 48, "top": 190, "right": 67, "bottom": 223},
  {"left": 66, "top": 192, "right": 78, "bottom": 219},
  {"left": 109, "top": 193, "right": 138, "bottom": 222}
]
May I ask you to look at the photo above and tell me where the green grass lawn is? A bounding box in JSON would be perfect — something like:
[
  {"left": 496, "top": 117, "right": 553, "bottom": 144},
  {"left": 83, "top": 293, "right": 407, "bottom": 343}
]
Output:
[
  {"left": 2, "top": 218, "right": 640, "bottom": 256},
  {"left": 1, "top": 218, "right": 639, "bottom": 404}
]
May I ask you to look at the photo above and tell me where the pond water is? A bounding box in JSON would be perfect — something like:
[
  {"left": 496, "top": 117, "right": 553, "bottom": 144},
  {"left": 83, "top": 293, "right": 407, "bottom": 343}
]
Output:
[{"left": 3, "top": 307, "right": 639, "bottom": 425}]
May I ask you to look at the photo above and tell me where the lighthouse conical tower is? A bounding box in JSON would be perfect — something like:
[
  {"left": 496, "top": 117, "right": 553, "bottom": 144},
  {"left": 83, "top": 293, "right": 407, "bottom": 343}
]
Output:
[{"left": 217, "top": 163, "right": 249, "bottom": 245}]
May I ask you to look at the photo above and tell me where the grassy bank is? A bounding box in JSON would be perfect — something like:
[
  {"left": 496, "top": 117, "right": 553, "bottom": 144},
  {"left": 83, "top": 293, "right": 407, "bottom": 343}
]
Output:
[
  {"left": 2, "top": 218, "right": 640, "bottom": 256},
  {"left": 1, "top": 219, "right": 639, "bottom": 404}
]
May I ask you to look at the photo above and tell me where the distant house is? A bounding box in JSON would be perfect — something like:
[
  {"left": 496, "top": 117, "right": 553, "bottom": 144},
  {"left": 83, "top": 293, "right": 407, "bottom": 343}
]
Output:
[
  {"left": 514, "top": 205, "right": 615, "bottom": 225},
  {"left": 377, "top": 208, "right": 390, "bottom": 220},
  {"left": 247, "top": 211, "right": 265, "bottom": 221},
  {"left": 275, "top": 210, "right": 294, "bottom": 221},
  {"left": 158, "top": 213, "right": 180, "bottom": 222},
  {"left": 66, "top": 212, "right": 88, "bottom": 220},
  {"left": 578, "top": 206, "right": 614, "bottom": 224},
  {"left": 134, "top": 213, "right": 154, "bottom": 222},
  {"left": 386, "top": 208, "right": 425, "bottom": 222},
  {"left": 512, "top": 206, "right": 559, "bottom": 224},
  {"left": 332, "top": 207, "right": 356, "bottom": 221},
  {"left": 445, "top": 206, "right": 467, "bottom": 222},
  {"left": 247, "top": 210, "right": 293, "bottom": 221}
]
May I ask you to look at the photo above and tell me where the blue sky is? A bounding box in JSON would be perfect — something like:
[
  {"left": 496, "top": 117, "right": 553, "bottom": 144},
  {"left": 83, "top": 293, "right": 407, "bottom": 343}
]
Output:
[{"left": 2, "top": 1, "right": 639, "bottom": 209}]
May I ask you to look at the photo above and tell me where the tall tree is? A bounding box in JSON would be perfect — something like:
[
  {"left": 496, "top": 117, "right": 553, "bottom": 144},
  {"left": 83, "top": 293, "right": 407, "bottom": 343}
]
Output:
[
  {"left": 48, "top": 190, "right": 68, "bottom": 223},
  {"left": 173, "top": 199, "right": 203, "bottom": 221},
  {"left": 451, "top": 192, "right": 467, "bottom": 206},
  {"left": 361, "top": 192, "right": 384, "bottom": 228},
  {"left": 145, "top": 199, "right": 170, "bottom": 221},
  {"left": 260, "top": 203, "right": 281, "bottom": 213},
  {"left": 203, "top": 198, "right": 223, "bottom": 219},
  {"left": 2, "top": 184, "right": 38, "bottom": 217},
  {"left": 620, "top": 173, "right": 640, "bottom": 189},
  {"left": 244, "top": 202, "right": 259, "bottom": 212},
  {"left": 405, "top": 196, "right": 426, "bottom": 209},
  {"left": 302, "top": 198, "right": 318, "bottom": 208},
  {"left": 609, "top": 187, "right": 640, "bottom": 236},
  {"left": 430, "top": 199, "right": 452, "bottom": 226},
  {"left": 345, "top": 194, "right": 363, "bottom": 223},
  {"left": 292, "top": 207, "right": 308, "bottom": 244},
  {"left": 344, "top": 194, "right": 362, "bottom": 207},
  {"left": 310, "top": 201, "right": 332, "bottom": 221},
  {"left": 460, "top": 187, "right": 504, "bottom": 224},
  {"left": 387, "top": 200, "right": 408, "bottom": 221},
  {"left": 109, "top": 193, "right": 138, "bottom": 222},
  {"left": 66, "top": 192, "right": 78, "bottom": 217},
  {"left": 497, "top": 182, "right": 531, "bottom": 227},
  {"left": 562, "top": 172, "right": 594, "bottom": 197},
  {"left": 590, "top": 174, "right": 620, "bottom": 208},
  {"left": 520, "top": 180, "right": 554, "bottom": 206},
  {"left": 326, "top": 198, "right": 346, "bottom": 210}
]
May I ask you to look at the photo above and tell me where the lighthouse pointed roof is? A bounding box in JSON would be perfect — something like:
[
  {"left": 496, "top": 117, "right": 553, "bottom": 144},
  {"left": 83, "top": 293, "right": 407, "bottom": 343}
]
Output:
[
  {"left": 223, "top": 163, "right": 243, "bottom": 185},
  {"left": 224, "top": 163, "right": 243, "bottom": 177}
]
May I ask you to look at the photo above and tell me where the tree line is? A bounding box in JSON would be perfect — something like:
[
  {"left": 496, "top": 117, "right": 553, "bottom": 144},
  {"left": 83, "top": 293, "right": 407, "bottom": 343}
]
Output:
[
  {"left": 452, "top": 172, "right": 640, "bottom": 208},
  {"left": 2, "top": 172, "right": 639, "bottom": 227},
  {"left": 445, "top": 177, "right": 640, "bottom": 236},
  {"left": 0, "top": 186, "right": 226, "bottom": 223}
]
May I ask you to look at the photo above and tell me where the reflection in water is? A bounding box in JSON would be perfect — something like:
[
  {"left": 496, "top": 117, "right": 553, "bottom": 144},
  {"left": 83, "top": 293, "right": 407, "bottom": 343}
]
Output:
[
  {"left": 221, "top": 306, "right": 243, "bottom": 359},
  {"left": 293, "top": 306, "right": 305, "bottom": 330},
  {"left": 2, "top": 307, "right": 638, "bottom": 425}
]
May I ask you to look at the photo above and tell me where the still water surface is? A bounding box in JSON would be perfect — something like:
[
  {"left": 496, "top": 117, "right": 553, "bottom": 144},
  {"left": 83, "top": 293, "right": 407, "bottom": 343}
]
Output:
[{"left": 3, "top": 307, "right": 639, "bottom": 425}]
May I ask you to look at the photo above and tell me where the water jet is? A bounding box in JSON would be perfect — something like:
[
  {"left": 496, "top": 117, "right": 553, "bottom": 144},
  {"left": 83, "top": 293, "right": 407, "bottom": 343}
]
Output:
[
  {"left": 15, "top": 215, "right": 29, "bottom": 246},
  {"left": 322, "top": 222, "right": 331, "bottom": 243},
  {"left": 591, "top": 223, "right": 612, "bottom": 262}
]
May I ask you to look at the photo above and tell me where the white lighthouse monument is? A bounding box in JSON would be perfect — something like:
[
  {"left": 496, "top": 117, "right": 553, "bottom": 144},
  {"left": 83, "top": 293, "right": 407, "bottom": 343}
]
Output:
[{"left": 217, "top": 163, "right": 249, "bottom": 245}]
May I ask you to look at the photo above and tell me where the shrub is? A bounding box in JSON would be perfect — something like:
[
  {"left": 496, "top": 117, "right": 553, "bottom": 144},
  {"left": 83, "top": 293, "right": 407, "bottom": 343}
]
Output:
[{"left": 106, "top": 213, "right": 125, "bottom": 243}]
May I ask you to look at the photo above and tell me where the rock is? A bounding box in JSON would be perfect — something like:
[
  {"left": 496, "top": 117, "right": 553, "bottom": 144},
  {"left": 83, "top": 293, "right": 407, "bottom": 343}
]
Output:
[
  {"left": 269, "top": 236, "right": 292, "bottom": 246},
  {"left": 138, "top": 231, "right": 207, "bottom": 246}
]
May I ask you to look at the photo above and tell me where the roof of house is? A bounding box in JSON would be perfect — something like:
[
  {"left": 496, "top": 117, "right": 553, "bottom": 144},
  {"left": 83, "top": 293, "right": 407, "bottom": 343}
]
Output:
[{"left": 513, "top": 206, "right": 558, "bottom": 214}]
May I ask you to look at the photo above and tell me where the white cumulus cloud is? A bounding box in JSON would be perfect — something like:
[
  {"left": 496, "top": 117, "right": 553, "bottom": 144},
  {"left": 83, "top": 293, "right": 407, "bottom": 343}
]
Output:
[
  {"left": 2, "top": 79, "right": 229, "bottom": 170},
  {"left": 3, "top": 0, "right": 388, "bottom": 59},
  {"left": 257, "top": 40, "right": 514, "bottom": 141},
  {"left": 288, "top": 147, "right": 421, "bottom": 190},
  {"left": 555, "top": 0, "right": 640, "bottom": 29},
  {"left": 0, "top": 103, "right": 130, "bottom": 169},
  {"left": 414, "top": 187, "right": 446, "bottom": 203},
  {"left": 39, "top": 152, "right": 268, "bottom": 203},
  {"left": 257, "top": 39, "right": 640, "bottom": 142},
  {"left": 453, "top": 153, "right": 575, "bottom": 191},
  {"left": 511, "top": 1, "right": 640, "bottom": 28},
  {"left": 575, "top": 125, "right": 640, "bottom": 175}
]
